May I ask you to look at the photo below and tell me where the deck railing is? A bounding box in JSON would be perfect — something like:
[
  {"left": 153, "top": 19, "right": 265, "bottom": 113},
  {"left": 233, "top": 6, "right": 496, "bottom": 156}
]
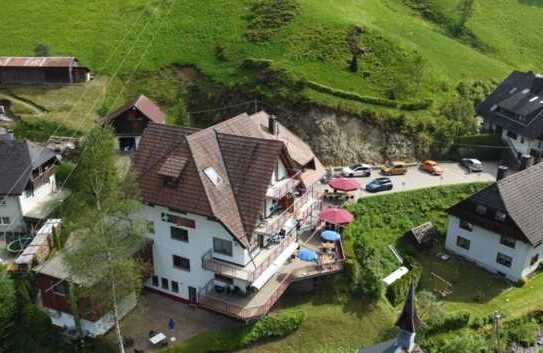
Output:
[
  {"left": 198, "top": 239, "right": 346, "bottom": 321},
  {"left": 257, "top": 187, "right": 321, "bottom": 236},
  {"left": 201, "top": 234, "right": 297, "bottom": 282}
]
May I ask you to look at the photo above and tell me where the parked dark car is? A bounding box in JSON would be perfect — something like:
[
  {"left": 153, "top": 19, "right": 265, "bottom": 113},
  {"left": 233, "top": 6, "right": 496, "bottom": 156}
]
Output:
[
  {"left": 365, "top": 177, "right": 393, "bottom": 193},
  {"left": 460, "top": 158, "right": 483, "bottom": 172}
]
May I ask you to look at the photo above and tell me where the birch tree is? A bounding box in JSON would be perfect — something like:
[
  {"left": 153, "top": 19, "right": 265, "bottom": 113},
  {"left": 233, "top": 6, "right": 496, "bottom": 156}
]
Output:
[{"left": 64, "top": 126, "right": 146, "bottom": 353}]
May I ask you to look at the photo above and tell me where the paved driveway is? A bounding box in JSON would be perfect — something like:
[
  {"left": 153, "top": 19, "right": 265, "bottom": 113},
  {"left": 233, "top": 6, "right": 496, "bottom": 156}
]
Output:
[{"left": 321, "top": 161, "right": 498, "bottom": 199}]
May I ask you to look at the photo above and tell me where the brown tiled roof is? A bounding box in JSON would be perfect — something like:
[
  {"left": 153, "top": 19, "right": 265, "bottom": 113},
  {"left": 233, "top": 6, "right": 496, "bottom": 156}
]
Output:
[
  {"left": 134, "top": 111, "right": 324, "bottom": 247},
  {"left": 449, "top": 162, "right": 543, "bottom": 246},
  {"left": 217, "top": 132, "right": 286, "bottom": 236},
  {"left": 105, "top": 95, "right": 166, "bottom": 124}
]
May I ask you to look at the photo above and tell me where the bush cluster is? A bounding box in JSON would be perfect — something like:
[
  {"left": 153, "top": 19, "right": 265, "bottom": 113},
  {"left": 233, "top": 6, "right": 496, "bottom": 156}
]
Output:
[
  {"left": 503, "top": 318, "right": 540, "bottom": 347},
  {"left": 306, "top": 81, "right": 431, "bottom": 111},
  {"left": 13, "top": 119, "right": 81, "bottom": 143},
  {"left": 247, "top": 0, "right": 300, "bottom": 42}
]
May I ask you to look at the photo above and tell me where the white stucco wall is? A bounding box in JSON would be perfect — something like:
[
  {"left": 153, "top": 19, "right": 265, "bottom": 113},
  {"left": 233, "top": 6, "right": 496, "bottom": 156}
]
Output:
[
  {"left": 445, "top": 215, "right": 541, "bottom": 281},
  {"left": 501, "top": 128, "right": 542, "bottom": 156},
  {"left": 19, "top": 175, "right": 57, "bottom": 215},
  {"left": 0, "top": 196, "right": 25, "bottom": 233},
  {"left": 141, "top": 205, "right": 253, "bottom": 301},
  {"left": 46, "top": 293, "right": 137, "bottom": 337},
  {"left": 270, "top": 159, "right": 288, "bottom": 185}
]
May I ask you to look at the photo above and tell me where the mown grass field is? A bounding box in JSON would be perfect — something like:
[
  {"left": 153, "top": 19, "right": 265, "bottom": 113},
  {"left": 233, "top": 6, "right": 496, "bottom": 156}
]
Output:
[{"left": 0, "top": 0, "right": 542, "bottom": 117}]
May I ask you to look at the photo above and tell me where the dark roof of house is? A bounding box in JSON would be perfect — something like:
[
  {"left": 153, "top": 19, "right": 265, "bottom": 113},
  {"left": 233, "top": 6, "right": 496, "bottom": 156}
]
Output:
[
  {"left": 477, "top": 71, "right": 543, "bottom": 139},
  {"left": 134, "top": 111, "right": 325, "bottom": 247},
  {"left": 104, "top": 95, "right": 166, "bottom": 125},
  {"left": 449, "top": 162, "right": 543, "bottom": 246},
  {"left": 0, "top": 140, "right": 57, "bottom": 196},
  {"left": 396, "top": 284, "right": 422, "bottom": 333},
  {"left": 0, "top": 57, "right": 84, "bottom": 68}
]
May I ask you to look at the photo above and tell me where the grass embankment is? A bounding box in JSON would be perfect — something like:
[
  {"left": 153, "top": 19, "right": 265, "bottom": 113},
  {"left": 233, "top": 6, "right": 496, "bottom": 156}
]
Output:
[
  {"left": 346, "top": 183, "right": 543, "bottom": 319},
  {"left": 0, "top": 0, "right": 542, "bottom": 120}
]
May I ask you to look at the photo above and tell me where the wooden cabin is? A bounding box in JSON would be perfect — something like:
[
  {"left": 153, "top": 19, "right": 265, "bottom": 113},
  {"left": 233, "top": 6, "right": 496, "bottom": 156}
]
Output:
[
  {"left": 0, "top": 57, "right": 90, "bottom": 85},
  {"left": 103, "top": 95, "right": 166, "bottom": 152}
]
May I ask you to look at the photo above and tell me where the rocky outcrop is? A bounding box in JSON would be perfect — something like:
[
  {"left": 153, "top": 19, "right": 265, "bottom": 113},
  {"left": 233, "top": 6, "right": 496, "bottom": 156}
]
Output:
[{"left": 281, "top": 107, "right": 416, "bottom": 165}]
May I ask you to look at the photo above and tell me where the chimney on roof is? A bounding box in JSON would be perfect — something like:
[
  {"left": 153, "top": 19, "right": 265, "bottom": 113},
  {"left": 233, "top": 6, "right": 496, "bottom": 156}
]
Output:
[
  {"left": 268, "top": 115, "right": 278, "bottom": 135},
  {"left": 533, "top": 74, "right": 543, "bottom": 94},
  {"left": 520, "top": 154, "right": 533, "bottom": 171},
  {"left": 497, "top": 165, "right": 508, "bottom": 181}
]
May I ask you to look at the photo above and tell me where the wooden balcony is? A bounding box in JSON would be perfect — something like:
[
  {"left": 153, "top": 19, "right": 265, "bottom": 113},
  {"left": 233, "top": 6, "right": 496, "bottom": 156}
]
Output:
[{"left": 198, "top": 227, "right": 345, "bottom": 321}]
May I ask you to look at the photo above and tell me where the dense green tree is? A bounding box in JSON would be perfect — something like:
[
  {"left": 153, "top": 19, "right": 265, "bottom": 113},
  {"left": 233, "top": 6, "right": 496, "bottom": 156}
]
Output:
[
  {"left": 0, "top": 273, "right": 17, "bottom": 352},
  {"left": 34, "top": 43, "right": 50, "bottom": 56},
  {"left": 455, "top": 0, "right": 475, "bottom": 34},
  {"left": 172, "top": 98, "right": 191, "bottom": 127}
]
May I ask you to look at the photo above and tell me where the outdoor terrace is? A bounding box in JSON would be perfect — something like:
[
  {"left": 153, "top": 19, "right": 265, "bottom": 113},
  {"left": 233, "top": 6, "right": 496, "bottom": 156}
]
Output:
[{"left": 198, "top": 228, "right": 345, "bottom": 321}]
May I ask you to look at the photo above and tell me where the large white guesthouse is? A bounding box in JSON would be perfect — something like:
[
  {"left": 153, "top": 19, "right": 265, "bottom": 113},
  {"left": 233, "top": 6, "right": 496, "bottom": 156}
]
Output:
[{"left": 134, "top": 111, "right": 345, "bottom": 320}]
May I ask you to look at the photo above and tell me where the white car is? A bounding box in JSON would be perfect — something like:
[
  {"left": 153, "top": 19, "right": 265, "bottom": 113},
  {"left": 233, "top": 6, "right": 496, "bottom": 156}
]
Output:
[
  {"left": 461, "top": 158, "right": 483, "bottom": 172},
  {"left": 342, "top": 164, "right": 372, "bottom": 177}
]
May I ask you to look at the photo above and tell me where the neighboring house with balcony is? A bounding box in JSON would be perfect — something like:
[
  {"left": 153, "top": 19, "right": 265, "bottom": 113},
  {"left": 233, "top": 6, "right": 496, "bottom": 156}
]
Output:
[
  {"left": 134, "top": 111, "right": 345, "bottom": 320},
  {"left": 478, "top": 71, "right": 543, "bottom": 161},
  {"left": 102, "top": 95, "right": 166, "bottom": 152},
  {"left": 445, "top": 162, "right": 543, "bottom": 282},
  {"left": 0, "top": 137, "right": 66, "bottom": 245}
]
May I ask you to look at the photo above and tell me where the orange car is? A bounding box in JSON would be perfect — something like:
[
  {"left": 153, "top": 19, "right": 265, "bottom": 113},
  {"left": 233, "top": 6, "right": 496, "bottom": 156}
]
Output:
[
  {"left": 420, "top": 160, "right": 443, "bottom": 175},
  {"left": 381, "top": 161, "right": 408, "bottom": 176}
]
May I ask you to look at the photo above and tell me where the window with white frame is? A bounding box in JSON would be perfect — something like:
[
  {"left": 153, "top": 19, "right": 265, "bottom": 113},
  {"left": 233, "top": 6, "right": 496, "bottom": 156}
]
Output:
[
  {"left": 456, "top": 236, "right": 471, "bottom": 250},
  {"left": 0, "top": 217, "right": 10, "bottom": 225},
  {"left": 0, "top": 197, "right": 6, "bottom": 207},
  {"left": 496, "top": 252, "right": 513, "bottom": 268},
  {"left": 213, "top": 237, "right": 233, "bottom": 256}
]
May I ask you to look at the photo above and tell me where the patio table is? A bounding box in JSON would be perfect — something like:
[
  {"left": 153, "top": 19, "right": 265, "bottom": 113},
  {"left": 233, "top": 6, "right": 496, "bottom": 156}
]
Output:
[{"left": 149, "top": 332, "right": 167, "bottom": 345}]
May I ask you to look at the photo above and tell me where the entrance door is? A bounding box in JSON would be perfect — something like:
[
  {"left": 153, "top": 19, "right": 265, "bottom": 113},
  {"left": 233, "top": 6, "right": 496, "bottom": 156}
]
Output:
[{"left": 188, "top": 286, "right": 197, "bottom": 304}]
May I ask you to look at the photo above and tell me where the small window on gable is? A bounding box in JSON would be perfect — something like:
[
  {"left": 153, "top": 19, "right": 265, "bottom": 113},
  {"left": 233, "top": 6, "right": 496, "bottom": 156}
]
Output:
[
  {"left": 495, "top": 211, "right": 507, "bottom": 222},
  {"left": 0, "top": 197, "right": 6, "bottom": 207},
  {"left": 475, "top": 205, "right": 487, "bottom": 216},
  {"left": 204, "top": 167, "right": 223, "bottom": 186}
]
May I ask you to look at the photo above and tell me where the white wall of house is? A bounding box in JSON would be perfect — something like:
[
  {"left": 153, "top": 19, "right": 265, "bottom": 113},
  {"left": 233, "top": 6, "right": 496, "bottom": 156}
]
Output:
[
  {"left": 0, "top": 195, "right": 25, "bottom": 233},
  {"left": 141, "top": 205, "right": 253, "bottom": 301},
  {"left": 445, "top": 215, "right": 542, "bottom": 281},
  {"left": 501, "top": 128, "right": 543, "bottom": 156},
  {"left": 19, "top": 175, "right": 57, "bottom": 215},
  {"left": 46, "top": 293, "right": 137, "bottom": 337},
  {"left": 270, "top": 159, "right": 288, "bottom": 185}
]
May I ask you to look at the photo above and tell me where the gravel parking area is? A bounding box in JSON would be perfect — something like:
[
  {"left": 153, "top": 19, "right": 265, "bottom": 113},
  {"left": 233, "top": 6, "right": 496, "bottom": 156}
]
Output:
[{"left": 321, "top": 161, "right": 498, "bottom": 199}]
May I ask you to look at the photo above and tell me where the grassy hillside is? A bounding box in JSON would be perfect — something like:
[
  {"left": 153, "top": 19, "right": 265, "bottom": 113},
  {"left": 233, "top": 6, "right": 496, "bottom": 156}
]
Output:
[{"left": 0, "top": 0, "right": 542, "bottom": 133}]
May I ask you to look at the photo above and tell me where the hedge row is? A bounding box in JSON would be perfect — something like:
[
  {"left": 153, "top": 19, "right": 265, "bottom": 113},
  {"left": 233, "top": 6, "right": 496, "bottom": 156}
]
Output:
[
  {"left": 306, "top": 80, "right": 432, "bottom": 111},
  {"left": 385, "top": 263, "right": 422, "bottom": 306},
  {"left": 161, "top": 310, "right": 305, "bottom": 353}
]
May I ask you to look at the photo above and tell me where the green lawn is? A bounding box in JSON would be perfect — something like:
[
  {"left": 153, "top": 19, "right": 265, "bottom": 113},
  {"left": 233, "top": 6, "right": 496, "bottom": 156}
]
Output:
[{"left": 0, "top": 0, "right": 542, "bottom": 116}]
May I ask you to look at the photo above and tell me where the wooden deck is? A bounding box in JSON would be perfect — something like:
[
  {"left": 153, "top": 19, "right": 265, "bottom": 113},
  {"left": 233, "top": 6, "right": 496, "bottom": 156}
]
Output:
[{"left": 198, "top": 226, "right": 345, "bottom": 321}]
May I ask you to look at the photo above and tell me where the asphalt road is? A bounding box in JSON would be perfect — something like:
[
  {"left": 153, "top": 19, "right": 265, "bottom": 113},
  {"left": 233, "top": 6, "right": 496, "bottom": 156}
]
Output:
[{"left": 320, "top": 161, "right": 498, "bottom": 199}]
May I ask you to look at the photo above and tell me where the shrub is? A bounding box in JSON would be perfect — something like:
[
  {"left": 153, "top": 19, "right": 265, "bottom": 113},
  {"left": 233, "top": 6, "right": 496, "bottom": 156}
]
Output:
[
  {"left": 505, "top": 319, "right": 539, "bottom": 347},
  {"left": 385, "top": 263, "right": 422, "bottom": 306},
  {"left": 56, "top": 162, "right": 76, "bottom": 188},
  {"left": 34, "top": 43, "right": 51, "bottom": 57},
  {"left": 13, "top": 119, "right": 81, "bottom": 143},
  {"left": 440, "top": 333, "right": 490, "bottom": 353},
  {"left": 247, "top": 0, "right": 300, "bottom": 42},
  {"left": 161, "top": 310, "right": 305, "bottom": 353}
]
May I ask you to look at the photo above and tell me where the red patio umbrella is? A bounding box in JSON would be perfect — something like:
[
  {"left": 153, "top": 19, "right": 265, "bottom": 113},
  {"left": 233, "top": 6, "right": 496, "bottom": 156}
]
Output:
[
  {"left": 320, "top": 207, "right": 354, "bottom": 225},
  {"left": 328, "top": 178, "right": 360, "bottom": 192}
]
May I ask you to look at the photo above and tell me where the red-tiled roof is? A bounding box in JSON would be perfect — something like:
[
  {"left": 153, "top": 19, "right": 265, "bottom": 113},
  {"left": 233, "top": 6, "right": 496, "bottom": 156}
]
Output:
[
  {"left": 105, "top": 95, "right": 166, "bottom": 124},
  {"left": 134, "top": 111, "right": 325, "bottom": 247}
]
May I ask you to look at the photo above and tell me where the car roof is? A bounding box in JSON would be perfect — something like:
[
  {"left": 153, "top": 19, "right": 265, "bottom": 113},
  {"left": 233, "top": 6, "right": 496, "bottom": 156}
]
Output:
[
  {"left": 467, "top": 158, "right": 482, "bottom": 164},
  {"left": 375, "top": 177, "right": 391, "bottom": 182},
  {"left": 422, "top": 160, "right": 437, "bottom": 164}
]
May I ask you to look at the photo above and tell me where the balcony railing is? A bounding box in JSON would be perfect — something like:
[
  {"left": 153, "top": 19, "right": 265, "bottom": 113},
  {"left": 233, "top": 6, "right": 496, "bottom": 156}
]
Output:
[
  {"left": 198, "top": 238, "right": 346, "bottom": 321},
  {"left": 202, "top": 234, "right": 297, "bottom": 282},
  {"left": 256, "top": 187, "right": 321, "bottom": 236},
  {"left": 198, "top": 273, "right": 294, "bottom": 321},
  {"left": 266, "top": 171, "right": 302, "bottom": 200}
]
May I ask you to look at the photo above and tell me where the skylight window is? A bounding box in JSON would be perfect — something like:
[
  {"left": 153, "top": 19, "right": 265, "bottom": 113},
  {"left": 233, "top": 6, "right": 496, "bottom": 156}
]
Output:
[
  {"left": 530, "top": 96, "right": 539, "bottom": 102},
  {"left": 490, "top": 104, "right": 498, "bottom": 112},
  {"left": 522, "top": 88, "right": 530, "bottom": 94},
  {"left": 204, "top": 167, "right": 223, "bottom": 186},
  {"left": 509, "top": 87, "right": 517, "bottom": 94}
]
